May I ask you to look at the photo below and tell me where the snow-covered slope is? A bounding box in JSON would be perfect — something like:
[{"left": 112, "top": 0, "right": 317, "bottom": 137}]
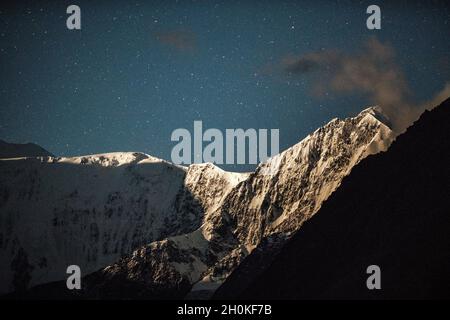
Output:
[
  {"left": 0, "top": 152, "right": 248, "bottom": 294},
  {"left": 67, "top": 106, "right": 395, "bottom": 299},
  {"left": 0, "top": 106, "right": 394, "bottom": 297},
  {"left": 190, "top": 105, "right": 395, "bottom": 295}
]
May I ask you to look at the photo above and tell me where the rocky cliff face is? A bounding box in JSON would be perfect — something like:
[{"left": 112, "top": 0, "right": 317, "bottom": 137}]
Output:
[
  {"left": 220, "top": 98, "right": 450, "bottom": 300},
  {"left": 0, "top": 106, "right": 394, "bottom": 298},
  {"left": 189, "top": 106, "right": 394, "bottom": 297}
]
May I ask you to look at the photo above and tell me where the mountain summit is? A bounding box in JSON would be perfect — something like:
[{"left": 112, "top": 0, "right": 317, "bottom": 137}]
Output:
[
  {"left": 216, "top": 98, "right": 450, "bottom": 299},
  {"left": 0, "top": 106, "right": 394, "bottom": 297}
]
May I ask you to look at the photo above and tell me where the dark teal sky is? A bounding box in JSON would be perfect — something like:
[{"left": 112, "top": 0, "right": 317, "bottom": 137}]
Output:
[{"left": 1, "top": 0, "right": 449, "bottom": 171}]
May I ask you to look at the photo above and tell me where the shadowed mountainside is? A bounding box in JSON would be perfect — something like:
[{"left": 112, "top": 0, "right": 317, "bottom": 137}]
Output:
[
  {"left": 0, "top": 140, "right": 54, "bottom": 158},
  {"left": 215, "top": 98, "right": 450, "bottom": 299}
]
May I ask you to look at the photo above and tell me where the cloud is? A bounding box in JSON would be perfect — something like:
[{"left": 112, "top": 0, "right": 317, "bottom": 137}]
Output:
[
  {"left": 154, "top": 29, "right": 196, "bottom": 52},
  {"left": 281, "top": 38, "right": 449, "bottom": 133},
  {"left": 283, "top": 56, "right": 319, "bottom": 74},
  {"left": 282, "top": 50, "right": 340, "bottom": 75}
]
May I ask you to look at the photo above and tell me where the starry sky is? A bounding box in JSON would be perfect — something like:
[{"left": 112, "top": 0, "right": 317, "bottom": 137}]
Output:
[{"left": 1, "top": 0, "right": 449, "bottom": 171}]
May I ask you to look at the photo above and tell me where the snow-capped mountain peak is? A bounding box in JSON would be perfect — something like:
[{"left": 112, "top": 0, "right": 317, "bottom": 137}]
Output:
[{"left": 0, "top": 106, "right": 395, "bottom": 297}]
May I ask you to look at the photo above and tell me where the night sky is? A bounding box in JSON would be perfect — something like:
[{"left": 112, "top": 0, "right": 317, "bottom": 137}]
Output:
[{"left": 1, "top": 0, "right": 449, "bottom": 171}]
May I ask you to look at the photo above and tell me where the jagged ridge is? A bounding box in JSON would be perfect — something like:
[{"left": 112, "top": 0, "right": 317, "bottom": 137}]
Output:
[{"left": 0, "top": 106, "right": 394, "bottom": 298}]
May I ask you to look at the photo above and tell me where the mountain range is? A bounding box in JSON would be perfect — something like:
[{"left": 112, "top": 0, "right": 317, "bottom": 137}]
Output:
[{"left": 0, "top": 105, "right": 396, "bottom": 298}]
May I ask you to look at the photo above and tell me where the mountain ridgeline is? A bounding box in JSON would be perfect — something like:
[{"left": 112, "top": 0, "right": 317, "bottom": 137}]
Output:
[
  {"left": 0, "top": 140, "right": 54, "bottom": 159},
  {"left": 215, "top": 98, "right": 450, "bottom": 299},
  {"left": 0, "top": 106, "right": 395, "bottom": 298}
]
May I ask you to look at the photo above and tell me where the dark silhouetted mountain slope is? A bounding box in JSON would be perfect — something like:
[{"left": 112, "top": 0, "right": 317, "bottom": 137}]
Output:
[
  {"left": 0, "top": 140, "right": 54, "bottom": 158},
  {"left": 215, "top": 98, "right": 450, "bottom": 299}
]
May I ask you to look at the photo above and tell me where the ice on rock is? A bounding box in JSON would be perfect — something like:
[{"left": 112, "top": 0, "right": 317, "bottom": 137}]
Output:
[{"left": 0, "top": 106, "right": 395, "bottom": 297}]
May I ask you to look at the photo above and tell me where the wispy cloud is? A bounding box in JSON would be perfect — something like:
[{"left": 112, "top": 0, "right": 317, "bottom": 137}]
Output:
[
  {"left": 154, "top": 29, "right": 197, "bottom": 53},
  {"left": 279, "top": 38, "right": 449, "bottom": 133}
]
